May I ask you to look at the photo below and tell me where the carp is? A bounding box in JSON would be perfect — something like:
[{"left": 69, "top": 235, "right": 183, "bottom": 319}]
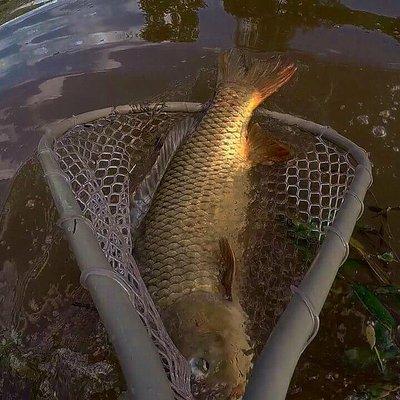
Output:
[{"left": 132, "top": 50, "right": 296, "bottom": 399}]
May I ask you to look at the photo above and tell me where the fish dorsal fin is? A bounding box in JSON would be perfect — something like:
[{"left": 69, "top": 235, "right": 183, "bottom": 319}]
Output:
[
  {"left": 245, "top": 122, "right": 292, "bottom": 166},
  {"left": 219, "top": 237, "right": 236, "bottom": 302},
  {"left": 130, "top": 116, "right": 199, "bottom": 232}
]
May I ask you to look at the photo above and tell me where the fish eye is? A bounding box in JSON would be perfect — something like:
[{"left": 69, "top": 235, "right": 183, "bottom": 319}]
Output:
[{"left": 189, "top": 357, "right": 210, "bottom": 378}]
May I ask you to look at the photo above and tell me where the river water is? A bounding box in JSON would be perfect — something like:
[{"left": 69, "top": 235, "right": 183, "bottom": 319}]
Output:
[{"left": 1, "top": 1, "right": 400, "bottom": 399}]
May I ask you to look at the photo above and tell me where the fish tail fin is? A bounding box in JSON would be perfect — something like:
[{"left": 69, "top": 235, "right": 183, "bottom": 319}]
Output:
[{"left": 217, "top": 50, "right": 297, "bottom": 107}]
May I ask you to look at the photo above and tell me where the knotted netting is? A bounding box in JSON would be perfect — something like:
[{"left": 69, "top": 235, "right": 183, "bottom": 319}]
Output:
[{"left": 49, "top": 103, "right": 355, "bottom": 398}]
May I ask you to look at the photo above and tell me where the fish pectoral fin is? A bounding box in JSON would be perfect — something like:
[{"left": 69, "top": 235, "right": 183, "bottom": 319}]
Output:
[
  {"left": 245, "top": 122, "right": 292, "bottom": 166},
  {"left": 219, "top": 237, "right": 236, "bottom": 302}
]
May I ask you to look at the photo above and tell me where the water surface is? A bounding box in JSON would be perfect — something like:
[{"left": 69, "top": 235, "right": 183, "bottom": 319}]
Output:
[{"left": 1, "top": 1, "right": 400, "bottom": 398}]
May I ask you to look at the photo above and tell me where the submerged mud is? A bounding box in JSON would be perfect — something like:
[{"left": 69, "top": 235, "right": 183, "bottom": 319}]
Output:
[{"left": 0, "top": 160, "right": 123, "bottom": 399}]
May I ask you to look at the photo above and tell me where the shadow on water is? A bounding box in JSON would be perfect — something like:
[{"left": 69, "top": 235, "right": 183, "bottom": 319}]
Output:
[
  {"left": 1, "top": 0, "right": 400, "bottom": 399},
  {"left": 223, "top": 0, "right": 400, "bottom": 52},
  {"left": 138, "top": 0, "right": 206, "bottom": 42}
]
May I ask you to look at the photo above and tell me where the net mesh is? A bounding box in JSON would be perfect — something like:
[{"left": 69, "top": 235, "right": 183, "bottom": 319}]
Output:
[
  {"left": 51, "top": 104, "right": 355, "bottom": 398},
  {"left": 240, "top": 116, "right": 355, "bottom": 352}
]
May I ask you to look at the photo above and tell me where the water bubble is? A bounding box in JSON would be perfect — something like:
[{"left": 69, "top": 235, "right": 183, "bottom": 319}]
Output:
[
  {"left": 356, "top": 115, "right": 369, "bottom": 125},
  {"left": 372, "top": 126, "right": 387, "bottom": 138},
  {"left": 391, "top": 85, "right": 400, "bottom": 92},
  {"left": 393, "top": 147, "right": 399, "bottom": 152},
  {"left": 379, "top": 110, "right": 390, "bottom": 118},
  {"left": 25, "top": 199, "right": 35, "bottom": 209}
]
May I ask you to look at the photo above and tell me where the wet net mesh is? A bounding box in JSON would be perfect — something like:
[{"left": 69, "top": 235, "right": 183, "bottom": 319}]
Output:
[
  {"left": 51, "top": 104, "right": 355, "bottom": 398},
  {"left": 240, "top": 116, "right": 354, "bottom": 352}
]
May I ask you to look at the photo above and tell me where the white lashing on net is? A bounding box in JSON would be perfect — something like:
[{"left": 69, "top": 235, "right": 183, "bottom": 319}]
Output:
[{"left": 52, "top": 105, "right": 354, "bottom": 398}]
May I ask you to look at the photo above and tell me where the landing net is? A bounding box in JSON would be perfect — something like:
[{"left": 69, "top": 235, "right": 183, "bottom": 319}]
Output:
[{"left": 50, "top": 103, "right": 355, "bottom": 398}]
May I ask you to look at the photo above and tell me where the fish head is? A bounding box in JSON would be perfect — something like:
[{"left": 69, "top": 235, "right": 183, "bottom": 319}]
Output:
[{"left": 164, "top": 293, "right": 253, "bottom": 399}]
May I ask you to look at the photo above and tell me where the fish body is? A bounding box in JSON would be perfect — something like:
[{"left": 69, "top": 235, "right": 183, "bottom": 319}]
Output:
[
  {"left": 134, "top": 51, "right": 296, "bottom": 399},
  {"left": 139, "top": 84, "right": 255, "bottom": 306}
]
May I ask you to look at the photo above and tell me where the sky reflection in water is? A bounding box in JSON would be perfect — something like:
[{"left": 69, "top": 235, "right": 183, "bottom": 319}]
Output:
[{"left": 0, "top": 0, "right": 399, "bottom": 230}]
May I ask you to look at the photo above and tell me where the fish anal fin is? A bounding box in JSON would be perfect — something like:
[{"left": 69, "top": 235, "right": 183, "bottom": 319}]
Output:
[
  {"left": 246, "top": 123, "right": 292, "bottom": 166},
  {"left": 219, "top": 237, "right": 236, "bottom": 302}
]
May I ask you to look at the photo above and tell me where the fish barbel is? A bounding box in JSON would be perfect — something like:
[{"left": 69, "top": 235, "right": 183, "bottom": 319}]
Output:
[{"left": 133, "top": 50, "right": 296, "bottom": 399}]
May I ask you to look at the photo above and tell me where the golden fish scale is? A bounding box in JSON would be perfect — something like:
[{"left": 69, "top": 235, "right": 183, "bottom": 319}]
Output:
[{"left": 137, "top": 86, "right": 254, "bottom": 309}]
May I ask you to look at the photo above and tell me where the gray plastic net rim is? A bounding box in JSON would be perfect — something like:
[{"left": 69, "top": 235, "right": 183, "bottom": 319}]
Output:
[{"left": 37, "top": 102, "right": 372, "bottom": 400}]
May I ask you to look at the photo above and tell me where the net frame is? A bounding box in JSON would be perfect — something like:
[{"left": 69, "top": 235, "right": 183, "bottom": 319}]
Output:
[{"left": 37, "top": 102, "right": 372, "bottom": 400}]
